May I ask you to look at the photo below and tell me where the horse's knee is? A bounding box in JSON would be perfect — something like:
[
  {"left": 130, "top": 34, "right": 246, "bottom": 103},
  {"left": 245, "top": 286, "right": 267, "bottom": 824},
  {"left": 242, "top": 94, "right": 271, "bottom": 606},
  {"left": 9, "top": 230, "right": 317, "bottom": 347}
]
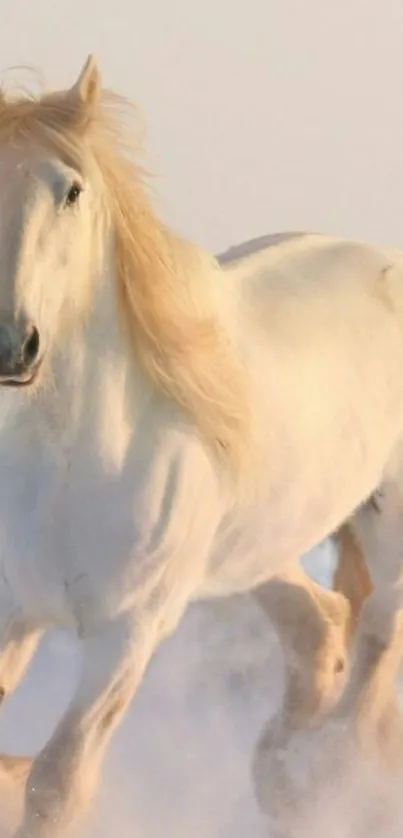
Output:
[{"left": 99, "top": 693, "right": 128, "bottom": 733}]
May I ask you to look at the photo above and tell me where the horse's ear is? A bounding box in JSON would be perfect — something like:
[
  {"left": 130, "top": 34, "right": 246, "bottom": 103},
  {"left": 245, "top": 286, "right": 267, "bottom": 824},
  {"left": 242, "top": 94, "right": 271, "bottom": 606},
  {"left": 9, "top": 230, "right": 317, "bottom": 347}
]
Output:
[{"left": 69, "top": 55, "right": 101, "bottom": 109}]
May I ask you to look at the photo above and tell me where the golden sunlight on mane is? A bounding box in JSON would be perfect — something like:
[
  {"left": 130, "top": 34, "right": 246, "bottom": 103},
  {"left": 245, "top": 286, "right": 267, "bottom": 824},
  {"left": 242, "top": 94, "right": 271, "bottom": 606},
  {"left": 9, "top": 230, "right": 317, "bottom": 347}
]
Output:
[{"left": 0, "top": 81, "right": 251, "bottom": 477}]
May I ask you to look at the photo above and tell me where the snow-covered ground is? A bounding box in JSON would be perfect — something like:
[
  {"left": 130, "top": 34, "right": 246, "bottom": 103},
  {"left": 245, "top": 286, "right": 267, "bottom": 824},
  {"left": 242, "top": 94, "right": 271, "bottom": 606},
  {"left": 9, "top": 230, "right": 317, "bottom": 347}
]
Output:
[{"left": 0, "top": 538, "right": 401, "bottom": 837}]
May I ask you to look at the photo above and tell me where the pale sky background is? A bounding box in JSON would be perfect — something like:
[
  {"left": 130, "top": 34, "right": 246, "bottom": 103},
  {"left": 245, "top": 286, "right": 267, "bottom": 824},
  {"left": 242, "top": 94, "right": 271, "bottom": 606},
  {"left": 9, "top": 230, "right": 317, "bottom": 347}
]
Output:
[{"left": 1, "top": 0, "right": 403, "bottom": 253}]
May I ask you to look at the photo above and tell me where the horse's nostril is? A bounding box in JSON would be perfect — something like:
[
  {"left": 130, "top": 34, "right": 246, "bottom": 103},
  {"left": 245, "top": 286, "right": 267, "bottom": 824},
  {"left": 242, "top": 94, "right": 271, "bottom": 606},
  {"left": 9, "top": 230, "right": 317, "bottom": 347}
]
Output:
[{"left": 22, "top": 326, "right": 40, "bottom": 368}]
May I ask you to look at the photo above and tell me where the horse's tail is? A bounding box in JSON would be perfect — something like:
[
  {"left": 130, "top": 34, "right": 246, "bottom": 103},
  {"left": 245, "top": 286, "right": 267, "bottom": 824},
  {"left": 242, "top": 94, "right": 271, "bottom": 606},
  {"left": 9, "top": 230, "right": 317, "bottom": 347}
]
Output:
[{"left": 333, "top": 522, "right": 373, "bottom": 644}]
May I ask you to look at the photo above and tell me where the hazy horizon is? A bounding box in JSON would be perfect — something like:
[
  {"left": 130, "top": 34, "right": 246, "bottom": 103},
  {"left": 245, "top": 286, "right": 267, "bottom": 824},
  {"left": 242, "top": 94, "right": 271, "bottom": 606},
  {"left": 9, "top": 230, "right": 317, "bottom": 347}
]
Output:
[{"left": 1, "top": 0, "right": 403, "bottom": 254}]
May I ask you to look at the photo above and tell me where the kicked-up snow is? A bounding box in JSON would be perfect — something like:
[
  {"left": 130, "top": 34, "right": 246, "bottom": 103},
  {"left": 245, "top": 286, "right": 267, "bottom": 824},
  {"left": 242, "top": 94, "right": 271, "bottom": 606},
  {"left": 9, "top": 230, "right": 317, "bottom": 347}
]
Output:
[{"left": 0, "top": 538, "right": 401, "bottom": 837}]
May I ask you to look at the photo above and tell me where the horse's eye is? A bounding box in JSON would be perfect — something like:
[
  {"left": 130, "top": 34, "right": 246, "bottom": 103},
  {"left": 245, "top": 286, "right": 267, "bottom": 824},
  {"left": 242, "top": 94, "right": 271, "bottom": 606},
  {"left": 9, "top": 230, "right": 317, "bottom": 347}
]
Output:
[{"left": 65, "top": 182, "right": 83, "bottom": 207}]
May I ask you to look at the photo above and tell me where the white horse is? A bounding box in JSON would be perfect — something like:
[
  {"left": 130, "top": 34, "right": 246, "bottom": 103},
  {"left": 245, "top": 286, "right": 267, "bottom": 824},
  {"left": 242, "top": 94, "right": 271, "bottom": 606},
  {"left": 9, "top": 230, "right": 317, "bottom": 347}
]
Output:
[{"left": 1, "top": 54, "right": 403, "bottom": 836}]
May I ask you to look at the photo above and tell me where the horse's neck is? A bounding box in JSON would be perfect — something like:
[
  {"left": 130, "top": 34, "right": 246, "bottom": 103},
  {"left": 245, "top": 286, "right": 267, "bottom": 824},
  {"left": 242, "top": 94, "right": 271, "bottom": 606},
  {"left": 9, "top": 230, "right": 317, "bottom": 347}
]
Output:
[{"left": 37, "top": 266, "right": 156, "bottom": 460}]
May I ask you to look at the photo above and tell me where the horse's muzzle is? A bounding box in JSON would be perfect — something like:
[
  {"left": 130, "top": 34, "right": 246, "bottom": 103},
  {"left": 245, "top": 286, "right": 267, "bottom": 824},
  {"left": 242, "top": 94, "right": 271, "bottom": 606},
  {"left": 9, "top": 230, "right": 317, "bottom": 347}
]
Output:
[{"left": 0, "top": 318, "right": 41, "bottom": 388}]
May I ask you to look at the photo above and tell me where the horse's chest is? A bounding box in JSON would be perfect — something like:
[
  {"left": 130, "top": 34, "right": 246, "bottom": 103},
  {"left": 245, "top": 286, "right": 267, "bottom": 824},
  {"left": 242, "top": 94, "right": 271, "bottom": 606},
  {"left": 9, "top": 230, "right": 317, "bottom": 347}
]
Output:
[
  {"left": 0, "top": 441, "right": 68, "bottom": 619},
  {"left": 0, "top": 432, "right": 223, "bottom": 625}
]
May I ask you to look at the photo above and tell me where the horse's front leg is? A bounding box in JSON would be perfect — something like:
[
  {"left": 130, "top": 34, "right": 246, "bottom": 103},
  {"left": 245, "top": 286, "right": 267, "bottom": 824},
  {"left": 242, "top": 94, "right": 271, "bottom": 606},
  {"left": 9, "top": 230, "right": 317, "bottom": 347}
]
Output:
[
  {"left": 0, "top": 575, "right": 43, "bottom": 706},
  {"left": 13, "top": 611, "right": 160, "bottom": 838},
  {"left": 0, "top": 620, "right": 42, "bottom": 706},
  {"left": 0, "top": 579, "right": 44, "bottom": 785},
  {"left": 0, "top": 620, "right": 42, "bottom": 785}
]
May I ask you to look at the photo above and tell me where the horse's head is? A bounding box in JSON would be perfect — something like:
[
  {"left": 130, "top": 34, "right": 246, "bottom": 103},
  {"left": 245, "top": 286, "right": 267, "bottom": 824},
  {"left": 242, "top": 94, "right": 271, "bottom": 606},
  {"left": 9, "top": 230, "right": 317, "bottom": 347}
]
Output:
[
  {"left": 0, "top": 56, "right": 103, "bottom": 389},
  {"left": 0, "top": 57, "right": 250, "bottom": 475}
]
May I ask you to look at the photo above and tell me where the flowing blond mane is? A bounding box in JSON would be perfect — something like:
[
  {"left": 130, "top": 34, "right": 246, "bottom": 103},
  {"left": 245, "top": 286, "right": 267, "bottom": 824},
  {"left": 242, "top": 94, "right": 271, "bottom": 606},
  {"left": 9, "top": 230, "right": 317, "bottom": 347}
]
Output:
[{"left": 0, "top": 77, "right": 251, "bottom": 476}]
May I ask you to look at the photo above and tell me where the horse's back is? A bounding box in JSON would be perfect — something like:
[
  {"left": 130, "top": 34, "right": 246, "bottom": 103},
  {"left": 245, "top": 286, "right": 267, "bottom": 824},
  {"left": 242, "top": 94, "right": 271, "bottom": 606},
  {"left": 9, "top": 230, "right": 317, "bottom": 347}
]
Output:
[
  {"left": 218, "top": 229, "right": 403, "bottom": 283},
  {"left": 221, "top": 232, "right": 403, "bottom": 353},
  {"left": 216, "top": 230, "right": 308, "bottom": 266}
]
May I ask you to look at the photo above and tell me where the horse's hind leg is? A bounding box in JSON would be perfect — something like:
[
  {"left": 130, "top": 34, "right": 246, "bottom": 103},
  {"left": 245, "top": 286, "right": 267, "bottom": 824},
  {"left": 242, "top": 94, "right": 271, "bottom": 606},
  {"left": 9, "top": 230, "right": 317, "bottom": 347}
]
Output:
[
  {"left": 253, "top": 526, "right": 371, "bottom": 727},
  {"left": 252, "top": 531, "right": 374, "bottom": 833},
  {"left": 333, "top": 483, "right": 403, "bottom": 757},
  {"left": 332, "top": 598, "right": 403, "bottom": 758},
  {"left": 253, "top": 556, "right": 351, "bottom": 726},
  {"left": 350, "top": 481, "right": 403, "bottom": 647},
  {"left": 333, "top": 522, "right": 373, "bottom": 642}
]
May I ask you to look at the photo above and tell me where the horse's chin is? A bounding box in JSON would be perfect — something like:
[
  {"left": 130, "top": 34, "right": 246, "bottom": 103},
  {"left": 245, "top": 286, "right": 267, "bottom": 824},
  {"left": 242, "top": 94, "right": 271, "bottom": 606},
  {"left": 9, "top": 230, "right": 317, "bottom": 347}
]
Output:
[{"left": 0, "top": 361, "right": 43, "bottom": 389}]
